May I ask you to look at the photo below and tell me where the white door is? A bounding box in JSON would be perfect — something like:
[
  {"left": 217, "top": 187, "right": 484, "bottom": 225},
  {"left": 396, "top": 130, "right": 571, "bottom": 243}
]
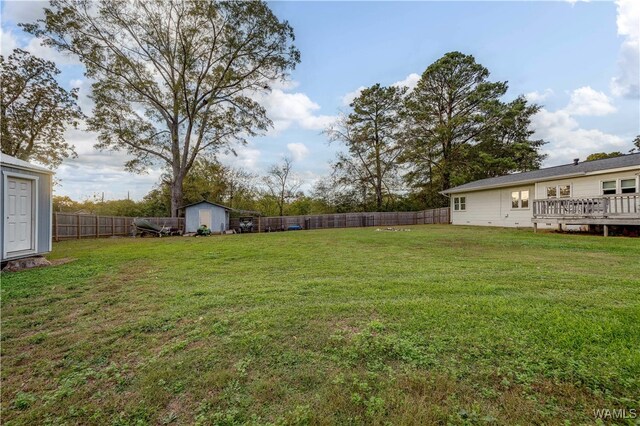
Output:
[
  {"left": 198, "top": 209, "right": 212, "bottom": 228},
  {"left": 6, "top": 177, "right": 33, "bottom": 253}
]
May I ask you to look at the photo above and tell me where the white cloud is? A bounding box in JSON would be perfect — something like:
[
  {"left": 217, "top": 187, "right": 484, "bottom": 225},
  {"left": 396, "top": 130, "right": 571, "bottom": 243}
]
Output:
[
  {"left": 524, "top": 89, "right": 554, "bottom": 103},
  {"left": 341, "top": 86, "right": 365, "bottom": 107},
  {"left": 1, "top": 28, "right": 18, "bottom": 55},
  {"left": 1, "top": 2, "right": 81, "bottom": 66},
  {"left": 287, "top": 142, "right": 310, "bottom": 161},
  {"left": 53, "top": 126, "right": 163, "bottom": 200},
  {"left": 257, "top": 85, "right": 336, "bottom": 133},
  {"left": 68, "top": 78, "right": 94, "bottom": 115},
  {"left": 1, "top": 1, "right": 47, "bottom": 25},
  {"left": 24, "top": 35, "right": 82, "bottom": 66},
  {"left": 611, "top": 0, "right": 639, "bottom": 98},
  {"left": 531, "top": 108, "right": 627, "bottom": 165},
  {"left": 392, "top": 73, "right": 420, "bottom": 91},
  {"left": 563, "top": 86, "right": 616, "bottom": 116},
  {"left": 218, "top": 145, "right": 262, "bottom": 172},
  {"left": 55, "top": 160, "right": 161, "bottom": 201},
  {"left": 1, "top": 26, "right": 82, "bottom": 66}
]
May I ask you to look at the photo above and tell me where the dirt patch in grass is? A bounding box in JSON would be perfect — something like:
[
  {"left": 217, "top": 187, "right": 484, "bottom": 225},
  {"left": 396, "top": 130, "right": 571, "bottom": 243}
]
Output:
[{"left": 49, "top": 257, "right": 77, "bottom": 267}]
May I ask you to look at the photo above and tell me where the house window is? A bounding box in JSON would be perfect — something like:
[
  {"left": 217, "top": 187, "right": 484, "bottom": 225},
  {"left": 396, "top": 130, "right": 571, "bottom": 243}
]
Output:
[
  {"left": 547, "top": 185, "right": 571, "bottom": 198},
  {"left": 621, "top": 179, "right": 637, "bottom": 194},
  {"left": 511, "top": 190, "right": 529, "bottom": 209},
  {"left": 511, "top": 191, "right": 529, "bottom": 209},
  {"left": 559, "top": 185, "right": 571, "bottom": 198},
  {"left": 521, "top": 190, "right": 529, "bottom": 208},
  {"left": 453, "top": 196, "right": 466, "bottom": 211},
  {"left": 511, "top": 191, "right": 519, "bottom": 208},
  {"left": 602, "top": 180, "right": 617, "bottom": 195}
]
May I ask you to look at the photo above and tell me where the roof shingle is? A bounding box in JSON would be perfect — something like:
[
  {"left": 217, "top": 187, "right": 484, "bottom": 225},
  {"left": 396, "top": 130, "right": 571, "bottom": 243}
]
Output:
[{"left": 442, "top": 153, "right": 640, "bottom": 194}]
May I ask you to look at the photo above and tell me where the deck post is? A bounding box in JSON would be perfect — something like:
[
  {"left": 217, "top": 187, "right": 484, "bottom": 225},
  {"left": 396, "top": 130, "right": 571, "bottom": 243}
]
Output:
[
  {"left": 558, "top": 223, "right": 563, "bottom": 232},
  {"left": 533, "top": 222, "right": 538, "bottom": 233},
  {"left": 603, "top": 224, "right": 609, "bottom": 237}
]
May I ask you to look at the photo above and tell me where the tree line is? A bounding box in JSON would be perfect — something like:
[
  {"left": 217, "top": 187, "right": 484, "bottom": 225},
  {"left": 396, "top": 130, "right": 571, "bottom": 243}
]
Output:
[{"left": 3, "top": 0, "right": 639, "bottom": 218}]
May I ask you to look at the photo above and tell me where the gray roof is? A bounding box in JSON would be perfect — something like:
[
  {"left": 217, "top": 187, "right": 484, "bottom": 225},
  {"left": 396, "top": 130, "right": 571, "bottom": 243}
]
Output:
[
  {"left": 178, "top": 200, "right": 231, "bottom": 210},
  {"left": 442, "top": 153, "right": 640, "bottom": 194},
  {"left": 1, "top": 153, "right": 54, "bottom": 174}
]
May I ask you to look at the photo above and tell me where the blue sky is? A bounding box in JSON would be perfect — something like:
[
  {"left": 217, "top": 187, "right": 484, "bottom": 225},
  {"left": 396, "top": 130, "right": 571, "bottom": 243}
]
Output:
[{"left": 1, "top": 0, "right": 638, "bottom": 200}]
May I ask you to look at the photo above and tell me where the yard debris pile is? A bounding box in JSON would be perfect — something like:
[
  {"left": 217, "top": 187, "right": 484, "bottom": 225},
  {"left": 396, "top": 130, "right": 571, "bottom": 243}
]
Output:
[{"left": 375, "top": 227, "right": 412, "bottom": 232}]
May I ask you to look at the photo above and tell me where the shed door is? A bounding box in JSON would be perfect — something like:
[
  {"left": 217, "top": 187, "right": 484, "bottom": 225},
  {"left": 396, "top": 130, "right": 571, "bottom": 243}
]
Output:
[
  {"left": 6, "top": 177, "right": 33, "bottom": 253},
  {"left": 198, "top": 209, "right": 212, "bottom": 228}
]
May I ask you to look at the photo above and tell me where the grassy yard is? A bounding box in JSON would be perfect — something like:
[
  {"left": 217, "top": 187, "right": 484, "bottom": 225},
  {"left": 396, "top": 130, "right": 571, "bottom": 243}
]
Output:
[{"left": 1, "top": 225, "right": 639, "bottom": 425}]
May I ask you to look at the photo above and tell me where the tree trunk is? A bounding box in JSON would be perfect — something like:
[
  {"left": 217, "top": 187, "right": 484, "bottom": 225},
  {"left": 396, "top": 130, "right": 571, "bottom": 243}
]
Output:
[
  {"left": 170, "top": 174, "right": 185, "bottom": 218},
  {"left": 375, "top": 184, "right": 383, "bottom": 211}
]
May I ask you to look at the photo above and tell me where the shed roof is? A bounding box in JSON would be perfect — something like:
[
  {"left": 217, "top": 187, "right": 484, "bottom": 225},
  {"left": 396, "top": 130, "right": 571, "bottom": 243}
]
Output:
[
  {"left": 179, "top": 200, "right": 231, "bottom": 211},
  {"left": 1, "top": 153, "right": 55, "bottom": 174},
  {"left": 442, "top": 153, "right": 640, "bottom": 194}
]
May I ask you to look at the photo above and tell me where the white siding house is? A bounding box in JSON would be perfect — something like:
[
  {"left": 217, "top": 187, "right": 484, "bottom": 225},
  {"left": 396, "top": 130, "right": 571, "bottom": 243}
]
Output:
[{"left": 442, "top": 154, "right": 640, "bottom": 233}]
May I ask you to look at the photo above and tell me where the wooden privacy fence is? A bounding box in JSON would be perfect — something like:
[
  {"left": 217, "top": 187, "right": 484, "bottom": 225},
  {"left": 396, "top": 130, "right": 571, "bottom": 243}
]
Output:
[
  {"left": 53, "top": 208, "right": 449, "bottom": 241},
  {"left": 229, "top": 208, "right": 450, "bottom": 233},
  {"left": 53, "top": 213, "right": 184, "bottom": 241}
]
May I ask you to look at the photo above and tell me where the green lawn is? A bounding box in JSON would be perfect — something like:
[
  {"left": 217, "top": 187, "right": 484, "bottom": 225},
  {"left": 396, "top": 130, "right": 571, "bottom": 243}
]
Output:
[{"left": 1, "top": 225, "right": 639, "bottom": 425}]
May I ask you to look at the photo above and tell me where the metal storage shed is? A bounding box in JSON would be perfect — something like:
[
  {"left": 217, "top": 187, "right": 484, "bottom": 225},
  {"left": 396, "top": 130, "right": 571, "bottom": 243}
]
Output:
[
  {"left": 180, "top": 200, "right": 231, "bottom": 233},
  {"left": 1, "top": 154, "right": 54, "bottom": 262}
]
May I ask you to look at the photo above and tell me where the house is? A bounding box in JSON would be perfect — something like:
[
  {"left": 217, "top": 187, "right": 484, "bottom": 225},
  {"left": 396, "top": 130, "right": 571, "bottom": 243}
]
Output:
[
  {"left": 180, "top": 200, "right": 231, "bottom": 234},
  {"left": 1, "top": 154, "right": 54, "bottom": 262},
  {"left": 441, "top": 153, "right": 640, "bottom": 235}
]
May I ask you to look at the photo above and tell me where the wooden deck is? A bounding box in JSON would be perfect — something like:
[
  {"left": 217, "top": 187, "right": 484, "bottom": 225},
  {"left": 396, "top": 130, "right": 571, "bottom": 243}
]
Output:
[{"left": 532, "top": 194, "right": 640, "bottom": 234}]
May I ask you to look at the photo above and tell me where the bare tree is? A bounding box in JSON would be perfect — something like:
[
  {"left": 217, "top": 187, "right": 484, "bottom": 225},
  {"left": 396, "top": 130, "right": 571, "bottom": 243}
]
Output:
[
  {"left": 24, "top": 0, "right": 299, "bottom": 216},
  {"left": 262, "top": 157, "right": 302, "bottom": 216}
]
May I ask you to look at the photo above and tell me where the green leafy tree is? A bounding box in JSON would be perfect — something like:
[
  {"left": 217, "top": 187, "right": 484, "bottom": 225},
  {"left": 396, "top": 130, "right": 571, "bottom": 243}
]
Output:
[
  {"left": 586, "top": 152, "right": 625, "bottom": 161},
  {"left": 403, "top": 52, "right": 545, "bottom": 205},
  {"left": 464, "top": 97, "right": 546, "bottom": 180},
  {"left": 1, "top": 49, "right": 83, "bottom": 167},
  {"left": 24, "top": 0, "right": 299, "bottom": 216},
  {"left": 326, "top": 84, "right": 406, "bottom": 210},
  {"left": 631, "top": 135, "right": 640, "bottom": 153},
  {"left": 311, "top": 177, "right": 361, "bottom": 213},
  {"left": 143, "top": 158, "right": 258, "bottom": 215},
  {"left": 53, "top": 195, "right": 82, "bottom": 212}
]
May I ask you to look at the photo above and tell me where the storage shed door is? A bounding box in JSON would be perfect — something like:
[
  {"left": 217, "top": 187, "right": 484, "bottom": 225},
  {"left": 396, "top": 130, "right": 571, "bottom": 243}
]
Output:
[
  {"left": 198, "top": 209, "right": 212, "bottom": 228},
  {"left": 6, "top": 177, "right": 33, "bottom": 253}
]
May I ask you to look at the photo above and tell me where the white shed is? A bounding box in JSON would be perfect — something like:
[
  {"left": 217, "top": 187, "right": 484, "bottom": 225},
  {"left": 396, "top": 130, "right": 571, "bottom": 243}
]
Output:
[
  {"left": 181, "top": 200, "right": 231, "bottom": 233},
  {"left": 1, "top": 154, "right": 54, "bottom": 262}
]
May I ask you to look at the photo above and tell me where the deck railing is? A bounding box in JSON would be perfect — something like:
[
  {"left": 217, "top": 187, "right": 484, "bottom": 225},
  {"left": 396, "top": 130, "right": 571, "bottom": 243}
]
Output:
[{"left": 533, "top": 194, "right": 640, "bottom": 218}]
